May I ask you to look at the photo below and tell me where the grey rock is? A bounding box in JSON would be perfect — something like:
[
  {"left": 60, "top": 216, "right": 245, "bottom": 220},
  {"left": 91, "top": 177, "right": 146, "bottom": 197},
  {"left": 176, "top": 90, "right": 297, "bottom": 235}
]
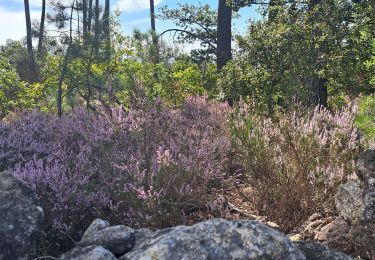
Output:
[
  {"left": 133, "top": 228, "right": 153, "bottom": 248},
  {"left": 81, "top": 219, "right": 110, "bottom": 240},
  {"left": 60, "top": 245, "right": 117, "bottom": 260},
  {"left": 315, "top": 217, "right": 353, "bottom": 255},
  {"left": 0, "top": 171, "right": 44, "bottom": 260},
  {"left": 77, "top": 225, "right": 135, "bottom": 256},
  {"left": 357, "top": 148, "right": 375, "bottom": 181},
  {"left": 295, "top": 241, "right": 352, "bottom": 260},
  {"left": 120, "top": 218, "right": 306, "bottom": 260},
  {"left": 335, "top": 181, "right": 364, "bottom": 223},
  {"left": 350, "top": 149, "right": 375, "bottom": 259}
]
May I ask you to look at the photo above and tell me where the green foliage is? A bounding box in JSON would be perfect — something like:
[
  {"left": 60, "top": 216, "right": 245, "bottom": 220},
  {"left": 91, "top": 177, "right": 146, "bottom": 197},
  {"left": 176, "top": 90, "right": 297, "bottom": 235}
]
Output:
[
  {"left": 0, "top": 58, "right": 25, "bottom": 119},
  {"left": 0, "top": 57, "right": 47, "bottom": 119},
  {"left": 0, "top": 40, "right": 31, "bottom": 82},
  {"left": 154, "top": 60, "right": 216, "bottom": 105},
  {"left": 355, "top": 95, "right": 375, "bottom": 141},
  {"left": 160, "top": 3, "right": 218, "bottom": 62},
  {"left": 130, "top": 30, "right": 182, "bottom": 63},
  {"left": 114, "top": 58, "right": 216, "bottom": 106},
  {"left": 365, "top": 38, "right": 375, "bottom": 88},
  {"left": 220, "top": 0, "right": 374, "bottom": 109}
]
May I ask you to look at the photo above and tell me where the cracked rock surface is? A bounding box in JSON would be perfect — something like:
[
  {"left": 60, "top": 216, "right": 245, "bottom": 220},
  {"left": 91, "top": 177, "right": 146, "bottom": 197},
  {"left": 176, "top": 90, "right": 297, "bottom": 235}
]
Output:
[
  {"left": 0, "top": 171, "right": 44, "bottom": 260},
  {"left": 62, "top": 217, "right": 355, "bottom": 259}
]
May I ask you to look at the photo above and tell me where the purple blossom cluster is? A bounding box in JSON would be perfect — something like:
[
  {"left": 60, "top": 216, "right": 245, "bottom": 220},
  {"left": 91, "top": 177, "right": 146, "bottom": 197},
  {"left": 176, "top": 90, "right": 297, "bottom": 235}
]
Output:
[{"left": 0, "top": 97, "right": 231, "bottom": 249}]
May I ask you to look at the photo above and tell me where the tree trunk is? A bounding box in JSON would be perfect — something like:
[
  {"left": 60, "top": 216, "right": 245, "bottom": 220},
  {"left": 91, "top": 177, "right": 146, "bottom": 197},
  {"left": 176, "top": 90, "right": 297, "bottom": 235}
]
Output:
[
  {"left": 57, "top": 51, "right": 69, "bottom": 117},
  {"left": 37, "top": 0, "right": 46, "bottom": 58},
  {"left": 150, "top": 0, "right": 156, "bottom": 31},
  {"left": 88, "top": 0, "right": 93, "bottom": 32},
  {"left": 217, "top": 0, "right": 232, "bottom": 70},
  {"left": 305, "top": 77, "right": 327, "bottom": 107},
  {"left": 57, "top": 1, "right": 75, "bottom": 117},
  {"left": 308, "top": 0, "right": 327, "bottom": 107},
  {"left": 24, "top": 0, "right": 36, "bottom": 81},
  {"left": 103, "top": 0, "right": 110, "bottom": 58},
  {"left": 318, "top": 78, "right": 327, "bottom": 107},
  {"left": 150, "top": 0, "right": 159, "bottom": 64},
  {"left": 104, "top": 0, "right": 110, "bottom": 36},
  {"left": 94, "top": 0, "right": 100, "bottom": 55},
  {"left": 85, "top": 47, "right": 94, "bottom": 111},
  {"left": 83, "top": 0, "right": 88, "bottom": 37}
]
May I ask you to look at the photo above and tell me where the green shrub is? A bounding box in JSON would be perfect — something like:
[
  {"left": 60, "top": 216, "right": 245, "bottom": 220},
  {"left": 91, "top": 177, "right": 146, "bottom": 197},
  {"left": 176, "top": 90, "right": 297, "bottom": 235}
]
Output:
[{"left": 355, "top": 95, "right": 375, "bottom": 142}]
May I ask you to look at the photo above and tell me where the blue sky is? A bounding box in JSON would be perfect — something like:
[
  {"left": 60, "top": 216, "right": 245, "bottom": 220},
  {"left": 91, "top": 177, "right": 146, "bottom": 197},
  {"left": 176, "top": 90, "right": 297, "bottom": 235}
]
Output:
[{"left": 0, "top": 0, "right": 262, "bottom": 45}]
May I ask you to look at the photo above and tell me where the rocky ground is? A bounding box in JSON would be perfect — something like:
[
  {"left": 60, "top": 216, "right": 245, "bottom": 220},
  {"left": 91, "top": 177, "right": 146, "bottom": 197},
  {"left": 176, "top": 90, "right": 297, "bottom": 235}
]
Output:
[
  {"left": 60, "top": 218, "right": 350, "bottom": 260},
  {"left": 1, "top": 149, "right": 375, "bottom": 260}
]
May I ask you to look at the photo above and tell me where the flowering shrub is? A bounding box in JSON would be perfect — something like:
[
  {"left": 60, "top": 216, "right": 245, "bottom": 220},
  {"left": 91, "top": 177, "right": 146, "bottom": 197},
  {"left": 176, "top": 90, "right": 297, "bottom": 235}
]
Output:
[
  {"left": 1, "top": 93, "right": 366, "bottom": 253},
  {"left": 230, "top": 102, "right": 362, "bottom": 231},
  {"left": 0, "top": 96, "right": 231, "bottom": 254}
]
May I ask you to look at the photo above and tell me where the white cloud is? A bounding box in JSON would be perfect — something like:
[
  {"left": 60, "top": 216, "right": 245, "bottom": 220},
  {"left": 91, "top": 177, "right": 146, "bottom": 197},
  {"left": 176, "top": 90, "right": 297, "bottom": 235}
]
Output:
[
  {"left": 0, "top": 7, "right": 39, "bottom": 45},
  {"left": 117, "top": 0, "right": 162, "bottom": 13}
]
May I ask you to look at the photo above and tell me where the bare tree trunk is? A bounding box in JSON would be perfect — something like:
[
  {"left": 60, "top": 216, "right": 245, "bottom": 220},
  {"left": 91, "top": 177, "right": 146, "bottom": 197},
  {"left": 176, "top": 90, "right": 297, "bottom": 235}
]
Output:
[
  {"left": 308, "top": 0, "right": 327, "bottom": 107},
  {"left": 317, "top": 78, "right": 327, "bottom": 107},
  {"left": 88, "top": 0, "right": 93, "bottom": 32},
  {"left": 103, "top": 0, "right": 110, "bottom": 59},
  {"left": 24, "top": 0, "right": 36, "bottom": 81},
  {"left": 83, "top": 0, "right": 88, "bottom": 38},
  {"left": 104, "top": 0, "right": 110, "bottom": 36},
  {"left": 85, "top": 48, "right": 93, "bottom": 111},
  {"left": 150, "top": 0, "right": 156, "bottom": 31},
  {"left": 306, "top": 77, "right": 327, "bottom": 107},
  {"left": 77, "top": 4, "right": 81, "bottom": 38},
  {"left": 217, "top": 0, "right": 232, "bottom": 70},
  {"left": 37, "top": 0, "right": 46, "bottom": 58},
  {"left": 150, "top": 0, "right": 159, "bottom": 64},
  {"left": 57, "top": 49, "right": 69, "bottom": 117},
  {"left": 57, "top": 1, "right": 75, "bottom": 117},
  {"left": 94, "top": 0, "right": 100, "bottom": 55}
]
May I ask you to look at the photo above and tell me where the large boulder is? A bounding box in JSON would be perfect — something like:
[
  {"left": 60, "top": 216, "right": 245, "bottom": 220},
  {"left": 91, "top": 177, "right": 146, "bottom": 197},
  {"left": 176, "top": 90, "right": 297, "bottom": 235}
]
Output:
[
  {"left": 335, "top": 181, "right": 364, "bottom": 223},
  {"left": 60, "top": 245, "right": 117, "bottom": 260},
  {"left": 76, "top": 223, "right": 135, "bottom": 256},
  {"left": 295, "top": 241, "right": 352, "bottom": 260},
  {"left": 62, "top": 218, "right": 355, "bottom": 260},
  {"left": 120, "top": 218, "right": 305, "bottom": 260},
  {"left": 349, "top": 149, "right": 375, "bottom": 259},
  {"left": 0, "top": 171, "right": 44, "bottom": 260},
  {"left": 81, "top": 219, "right": 111, "bottom": 238}
]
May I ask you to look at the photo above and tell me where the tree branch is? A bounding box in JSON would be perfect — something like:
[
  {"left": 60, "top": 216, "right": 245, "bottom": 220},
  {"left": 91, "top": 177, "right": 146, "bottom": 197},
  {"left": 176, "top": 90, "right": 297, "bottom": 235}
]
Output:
[{"left": 158, "top": 29, "right": 217, "bottom": 50}]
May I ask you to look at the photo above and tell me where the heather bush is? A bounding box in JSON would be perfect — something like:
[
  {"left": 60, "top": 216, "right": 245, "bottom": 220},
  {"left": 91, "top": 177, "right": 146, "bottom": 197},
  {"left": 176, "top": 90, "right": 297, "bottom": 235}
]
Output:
[
  {"left": 0, "top": 111, "right": 56, "bottom": 172},
  {"left": 0, "top": 96, "right": 231, "bottom": 255},
  {"left": 230, "top": 102, "right": 361, "bottom": 231},
  {"left": 1, "top": 90, "right": 367, "bottom": 254}
]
